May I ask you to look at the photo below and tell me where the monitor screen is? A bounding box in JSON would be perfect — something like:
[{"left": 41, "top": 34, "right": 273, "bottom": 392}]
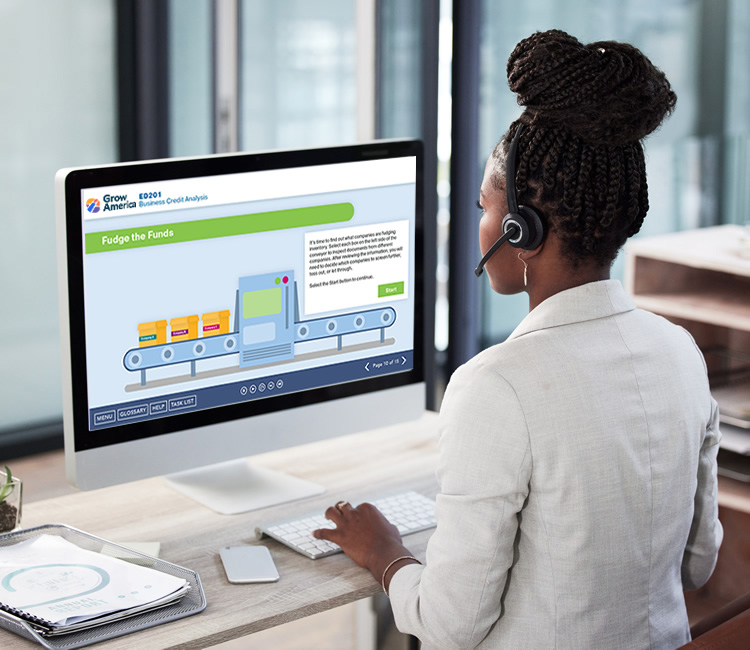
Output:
[{"left": 56, "top": 140, "right": 425, "bottom": 512}]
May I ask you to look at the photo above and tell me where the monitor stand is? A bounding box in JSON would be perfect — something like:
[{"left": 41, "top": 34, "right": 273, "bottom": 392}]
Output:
[{"left": 164, "top": 459, "right": 325, "bottom": 514}]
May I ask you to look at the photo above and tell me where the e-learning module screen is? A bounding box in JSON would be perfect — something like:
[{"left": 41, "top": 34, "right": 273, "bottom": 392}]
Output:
[{"left": 81, "top": 161, "right": 416, "bottom": 431}]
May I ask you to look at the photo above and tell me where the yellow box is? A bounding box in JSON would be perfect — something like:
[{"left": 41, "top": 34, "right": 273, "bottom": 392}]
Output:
[
  {"left": 170, "top": 315, "right": 199, "bottom": 342},
  {"left": 202, "top": 310, "right": 231, "bottom": 337},
  {"left": 138, "top": 320, "right": 167, "bottom": 348}
]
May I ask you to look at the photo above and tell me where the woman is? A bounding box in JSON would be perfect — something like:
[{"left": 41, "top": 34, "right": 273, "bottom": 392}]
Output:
[{"left": 313, "top": 30, "right": 722, "bottom": 649}]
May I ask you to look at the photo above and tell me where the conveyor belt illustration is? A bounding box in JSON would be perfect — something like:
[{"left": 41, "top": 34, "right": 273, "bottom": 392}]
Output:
[{"left": 123, "top": 271, "right": 396, "bottom": 386}]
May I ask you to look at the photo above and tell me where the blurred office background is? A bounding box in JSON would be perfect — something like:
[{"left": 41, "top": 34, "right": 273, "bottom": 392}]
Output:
[{"left": 1, "top": 0, "right": 748, "bottom": 458}]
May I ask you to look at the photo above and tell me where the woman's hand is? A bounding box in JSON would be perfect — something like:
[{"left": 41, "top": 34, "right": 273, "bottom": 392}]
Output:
[{"left": 312, "top": 501, "right": 416, "bottom": 587}]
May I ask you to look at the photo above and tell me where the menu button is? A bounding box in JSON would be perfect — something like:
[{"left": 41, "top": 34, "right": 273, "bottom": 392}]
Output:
[{"left": 94, "top": 411, "right": 116, "bottom": 426}]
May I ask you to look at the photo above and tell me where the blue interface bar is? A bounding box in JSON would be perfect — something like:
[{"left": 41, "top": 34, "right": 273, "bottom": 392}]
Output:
[{"left": 90, "top": 349, "right": 414, "bottom": 430}]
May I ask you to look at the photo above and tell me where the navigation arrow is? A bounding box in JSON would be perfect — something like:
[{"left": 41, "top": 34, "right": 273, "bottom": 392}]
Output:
[
  {"left": 365, "top": 362, "right": 370, "bottom": 371},
  {"left": 402, "top": 356, "right": 406, "bottom": 365}
]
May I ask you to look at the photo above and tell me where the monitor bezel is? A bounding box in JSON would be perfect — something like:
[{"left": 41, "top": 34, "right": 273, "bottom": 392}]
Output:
[{"left": 59, "top": 140, "right": 424, "bottom": 454}]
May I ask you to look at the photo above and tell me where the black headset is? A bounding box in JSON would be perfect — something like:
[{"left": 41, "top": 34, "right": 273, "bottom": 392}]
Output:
[{"left": 474, "top": 124, "right": 545, "bottom": 277}]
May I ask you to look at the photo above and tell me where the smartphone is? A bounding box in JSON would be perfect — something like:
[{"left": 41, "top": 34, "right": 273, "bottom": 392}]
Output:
[{"left": 219, "top": 545, "right": 280, "bottom": 584}]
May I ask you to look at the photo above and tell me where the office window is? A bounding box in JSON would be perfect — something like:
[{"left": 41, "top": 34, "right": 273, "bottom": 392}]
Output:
[
  {"left": 377, "top": 0, "right": 424, "bottom": 139},
  {"left": 239, "top": 0, "right": 358, "bottom": 150},
  {"left": 725, "top": 0, "right": 750, "bottom": 226},
  {"left": 0, "top": 1, "right": 117, "bottom": 442},
  {"left": 237, "top": 0, "right": 428, "bottom": 147},
  {"left": 477, "top": 0, "right": 709, "bottom": 345},
  {"left": 169, "top": 0, "right": 212, "bottom": 157}
]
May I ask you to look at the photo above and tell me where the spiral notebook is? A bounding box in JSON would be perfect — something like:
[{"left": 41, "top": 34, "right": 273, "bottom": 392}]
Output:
[
  {"left": 0, "top": 602, "right": 55, "bottom": 633},
  {"left": 0, "top": 534, "right": 189, "bottom": 637},
  {"left": 0, "top": 587, "right": 189, "bottom": 636}
]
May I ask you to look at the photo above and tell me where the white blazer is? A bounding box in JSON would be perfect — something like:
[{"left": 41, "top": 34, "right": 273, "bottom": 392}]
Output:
[{"left": 390, "top": 280, "right": 723, "bottom": 649}]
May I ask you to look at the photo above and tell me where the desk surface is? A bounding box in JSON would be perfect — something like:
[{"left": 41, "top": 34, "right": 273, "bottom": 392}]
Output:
[
  {"left": 3, "top": 412, "right": 441, "bottom": 650},
  {"left": 5, "top": 411, "right": 750, "bottom": 649}
]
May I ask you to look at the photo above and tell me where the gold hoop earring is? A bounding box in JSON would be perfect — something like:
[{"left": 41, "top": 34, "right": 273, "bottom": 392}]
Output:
[{"left": 518, "top": 252, "right": 528, "bottom": 287}]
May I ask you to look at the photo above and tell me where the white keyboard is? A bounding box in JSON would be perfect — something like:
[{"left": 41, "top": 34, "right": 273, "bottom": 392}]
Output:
[{"left": 255, "top": 491, "right": 437, "bottom": 559}]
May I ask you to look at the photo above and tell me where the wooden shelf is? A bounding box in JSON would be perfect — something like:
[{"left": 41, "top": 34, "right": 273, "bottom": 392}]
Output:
[
  {"left": 626, "top": 226, "right": 750, "bottom": 334},
  {"left": 633, "top": 290, "right": 750, "bottom": 331},
  {"left": 718, "top": 475, "right": 750, "bottom": 514},
  {"left": 625, "top": 225, "right": 750, "bottom": 278}
]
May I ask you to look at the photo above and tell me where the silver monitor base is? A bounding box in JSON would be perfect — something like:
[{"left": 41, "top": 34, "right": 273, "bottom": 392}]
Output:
[{"left": 164, "top": 459, "right": 325, "bottom": 514}]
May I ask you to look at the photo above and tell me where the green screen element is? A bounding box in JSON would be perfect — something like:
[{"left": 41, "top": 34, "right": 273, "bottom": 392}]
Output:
[
  {"left": 243, "top": 288, "right": 282, "bottom": 319},
  {"left": 85, "top": 202, "right": 354, "bottom": 254},
  {"left": 378, "top": 281, "right": 404, "bottom": 297}
]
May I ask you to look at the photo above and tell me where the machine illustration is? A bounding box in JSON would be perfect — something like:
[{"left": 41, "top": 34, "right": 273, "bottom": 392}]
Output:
[{"left": 123, "top": 270, "right": 397, "bottom": 386}]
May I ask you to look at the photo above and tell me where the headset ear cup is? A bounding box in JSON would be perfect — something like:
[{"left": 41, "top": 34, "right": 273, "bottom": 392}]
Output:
[
  {"left": 502, "top": 213, "right": 529, "bottom": 248},
  {"left": 518, "top": 206, "right": 544, "bottom": 250},
  {"left": 503, "top": 209, "right": 545, "bottom": 250}
]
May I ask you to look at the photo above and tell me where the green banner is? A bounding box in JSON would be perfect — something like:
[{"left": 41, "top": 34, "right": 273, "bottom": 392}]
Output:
[{"left": 85, "top": 202, "right": 355, "bottom": 254}]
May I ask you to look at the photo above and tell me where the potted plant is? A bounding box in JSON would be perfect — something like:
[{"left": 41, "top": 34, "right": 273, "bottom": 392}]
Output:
[{"left": 0, "top": 466, "right": 22, "bottom": 533}]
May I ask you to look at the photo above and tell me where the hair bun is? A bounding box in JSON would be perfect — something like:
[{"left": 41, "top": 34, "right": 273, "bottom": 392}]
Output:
[{"left": 507, "top": 29, "right": 676, "bottom": 146}]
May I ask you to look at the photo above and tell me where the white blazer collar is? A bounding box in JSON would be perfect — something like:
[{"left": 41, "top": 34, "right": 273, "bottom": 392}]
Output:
[{"left": 507, "top": 279, "right": 636, "bottom": 340}]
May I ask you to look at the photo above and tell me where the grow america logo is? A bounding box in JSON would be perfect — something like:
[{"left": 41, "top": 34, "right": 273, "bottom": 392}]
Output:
[{"left": 85, "top": 194, "right": 137, "bottom": 214}]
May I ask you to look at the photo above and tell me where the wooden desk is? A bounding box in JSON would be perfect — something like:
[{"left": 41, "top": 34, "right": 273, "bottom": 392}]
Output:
[
  {"left": 5, "top": 406, "right": 748, "bottom": 646},
  {"left": 2, "top": 412, "right": 441, "bottom": 649}
]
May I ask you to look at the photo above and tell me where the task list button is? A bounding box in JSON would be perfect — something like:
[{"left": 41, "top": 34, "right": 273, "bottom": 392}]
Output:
[{"left": 169, "top": 395, "right": 197, "bottom": 411}]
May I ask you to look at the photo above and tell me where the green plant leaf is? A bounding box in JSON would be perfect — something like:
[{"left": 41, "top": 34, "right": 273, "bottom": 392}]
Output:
[{"left": 0, "top": 466, "right": 13, "bottom": 503}]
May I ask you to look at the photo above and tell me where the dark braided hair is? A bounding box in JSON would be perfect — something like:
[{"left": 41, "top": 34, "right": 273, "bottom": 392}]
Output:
[{"left": 492, "top": 30, "right": 676, "bottom": 267}]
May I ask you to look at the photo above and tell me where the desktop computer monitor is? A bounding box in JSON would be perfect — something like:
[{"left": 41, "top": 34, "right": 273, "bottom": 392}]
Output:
[{"left": 55, "top": 140, "right": 425, "bottom": 514}]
